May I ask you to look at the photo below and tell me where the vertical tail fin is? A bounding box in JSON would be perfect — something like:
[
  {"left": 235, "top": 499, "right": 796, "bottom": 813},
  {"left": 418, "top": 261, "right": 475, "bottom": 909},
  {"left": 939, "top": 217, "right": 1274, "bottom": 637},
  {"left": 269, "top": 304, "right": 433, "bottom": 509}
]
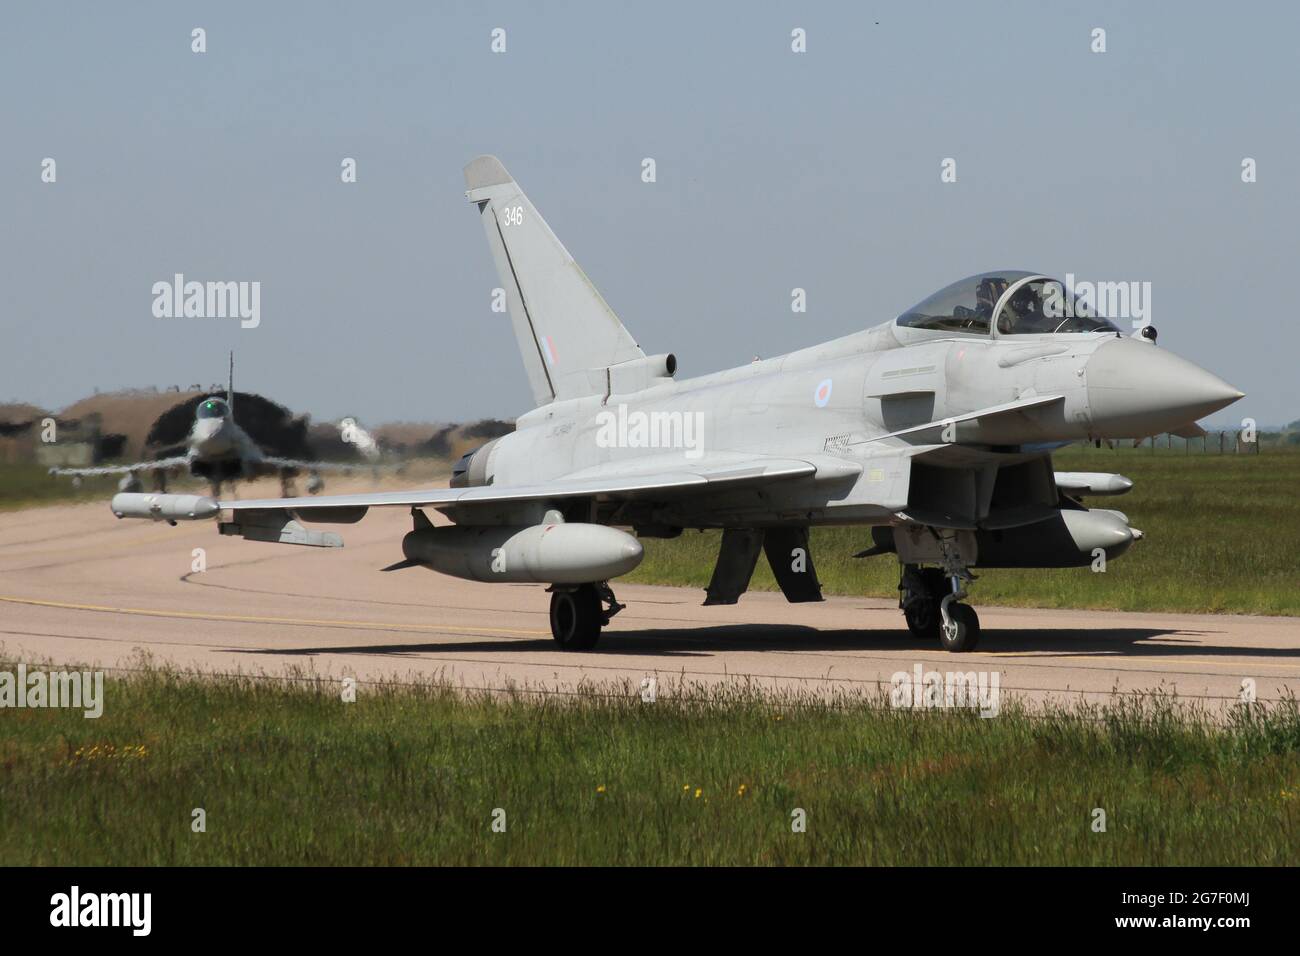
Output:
[{"left": 463, "top": 156, "right": 644, "bottom": 406}]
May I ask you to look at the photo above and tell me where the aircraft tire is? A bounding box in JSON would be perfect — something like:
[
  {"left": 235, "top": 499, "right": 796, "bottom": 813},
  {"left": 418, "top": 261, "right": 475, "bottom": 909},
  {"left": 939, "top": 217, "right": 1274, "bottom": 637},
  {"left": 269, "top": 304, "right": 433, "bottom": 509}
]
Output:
[
  {"left": 939, "top": 603, "right": 980, "bottom": 653},
  {"left": 904, "top": 600, "right": 941, "bottom": 642},
  {"left": 550, "top": 584, "right": 602, "bottom": 651},
  {"left": 901, "top": 567, "right": 946, "bottom": 641}
]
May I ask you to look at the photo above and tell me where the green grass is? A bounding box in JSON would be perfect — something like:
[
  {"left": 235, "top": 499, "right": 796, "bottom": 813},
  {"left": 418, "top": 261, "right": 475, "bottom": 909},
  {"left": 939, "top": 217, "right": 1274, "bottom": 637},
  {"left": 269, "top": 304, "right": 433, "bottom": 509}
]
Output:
[
  {"left": 2, "top": 664, "right": 1299, "bottom": 865},
  {"left": 0, "top": 462, "right": 128, "bottom": 511},
  {"left": 629, "top": 446, "right": 1300, "bottom": 616}
]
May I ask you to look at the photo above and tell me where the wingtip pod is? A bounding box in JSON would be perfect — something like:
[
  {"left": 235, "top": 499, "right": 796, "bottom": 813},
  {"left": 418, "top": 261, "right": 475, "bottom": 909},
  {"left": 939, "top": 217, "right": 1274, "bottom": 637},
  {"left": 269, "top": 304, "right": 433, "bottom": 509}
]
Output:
[{"left": 111, "top": 492, "right": 219, "bottom": 522}]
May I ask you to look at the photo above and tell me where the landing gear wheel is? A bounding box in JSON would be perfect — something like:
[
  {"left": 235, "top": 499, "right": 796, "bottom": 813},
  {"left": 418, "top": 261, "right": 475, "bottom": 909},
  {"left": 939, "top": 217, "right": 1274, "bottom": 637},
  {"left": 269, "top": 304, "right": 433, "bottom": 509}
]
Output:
[
  {"left": 549, "top": 584, "right": 602, "bottom": 651},
  {"left": 904, "top": 599, "right": 941, "bottom": 642},
  {"left": 899, "top": 566, "right": 945, "bottom": 641},
  {"left": 939, "top": 603, "right": 980, "bottom": 653}
]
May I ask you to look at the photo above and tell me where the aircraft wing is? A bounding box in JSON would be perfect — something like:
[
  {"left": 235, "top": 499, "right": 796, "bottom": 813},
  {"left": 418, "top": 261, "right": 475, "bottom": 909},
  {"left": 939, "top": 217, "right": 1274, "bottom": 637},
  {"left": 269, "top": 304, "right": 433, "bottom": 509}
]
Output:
[
  {"left": 110, "top": 456, "right": 859, "bottom": 542},
  {"left": 218, "top": 456, "right": 843, "bottom": 512},
  {"left": 259, "top": 456, "right": 383, "bottom": 474},
  {"left": 50, "top": 456, "right": 190, "bottom": 478}
]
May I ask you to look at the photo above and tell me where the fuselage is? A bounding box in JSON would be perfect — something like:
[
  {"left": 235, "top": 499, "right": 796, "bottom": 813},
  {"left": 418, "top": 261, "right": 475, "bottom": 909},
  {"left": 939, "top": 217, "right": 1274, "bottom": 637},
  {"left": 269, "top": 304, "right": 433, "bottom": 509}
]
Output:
[
  {"left": 467, "top": 310, "right": 1239, "bottom": 531},
  {"left": 184, "top": 396, "right": 262, "bottom": 479}
]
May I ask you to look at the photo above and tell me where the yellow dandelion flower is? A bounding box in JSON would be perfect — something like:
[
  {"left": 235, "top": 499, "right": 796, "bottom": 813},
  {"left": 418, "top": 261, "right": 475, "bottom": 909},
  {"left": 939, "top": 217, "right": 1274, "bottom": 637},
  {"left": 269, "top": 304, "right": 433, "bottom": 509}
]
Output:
[
  {"left": 694, "top": 788, "right": 702, "bottom": 799},
  {"left": 596, "top": 784, "right": 606, "bottom": 793}
]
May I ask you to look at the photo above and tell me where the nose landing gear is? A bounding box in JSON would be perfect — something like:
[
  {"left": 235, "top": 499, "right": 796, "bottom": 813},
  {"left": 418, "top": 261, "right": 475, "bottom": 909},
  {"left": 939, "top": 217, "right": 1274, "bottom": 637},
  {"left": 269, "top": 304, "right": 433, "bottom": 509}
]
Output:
[
  {"left": 938, "top": 586, "right": 980, "bottom": 653},
  {"left": 897, "top": 529, "right": 981, "bottom": 652},
  {"left": 899, "top": 565, "right": 945, "bottom": 642}
]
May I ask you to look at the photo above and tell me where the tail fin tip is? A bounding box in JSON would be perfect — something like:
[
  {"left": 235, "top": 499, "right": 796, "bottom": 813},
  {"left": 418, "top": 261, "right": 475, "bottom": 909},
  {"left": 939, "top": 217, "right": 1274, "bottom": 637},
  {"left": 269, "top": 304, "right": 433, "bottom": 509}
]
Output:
[{"left": 464, "top": 155, "right": 512, "bottom": 191}]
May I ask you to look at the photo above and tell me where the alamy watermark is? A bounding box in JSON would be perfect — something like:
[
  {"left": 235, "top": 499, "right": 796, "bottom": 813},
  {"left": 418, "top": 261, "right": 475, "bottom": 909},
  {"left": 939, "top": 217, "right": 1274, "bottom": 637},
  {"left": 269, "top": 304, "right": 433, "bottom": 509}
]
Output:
[
  {"left": 50, "top": 886, "right": 150, "bottom": 936},
  {"left": 152, "top": 273, "right": 260, "bottom": 328},
  {"left": 1042, "top": 273, "right": 1151, "bottom": 329},
  {"left": 0, "top": 664, "right": 104, "bottom": 718},
  {"left": 890, "top": 663, "right": 1000, "bottom": 717},
  {"left": 595, "top": 403, "right": 705, "bottom": 459}
]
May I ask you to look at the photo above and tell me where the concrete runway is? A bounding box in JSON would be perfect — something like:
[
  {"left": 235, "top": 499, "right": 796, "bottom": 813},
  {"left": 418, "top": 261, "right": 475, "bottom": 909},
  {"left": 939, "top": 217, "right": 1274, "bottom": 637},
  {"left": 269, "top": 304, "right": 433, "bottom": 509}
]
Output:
[{"left": 2, "top": 493, "right": 1298, "bottom": 710}]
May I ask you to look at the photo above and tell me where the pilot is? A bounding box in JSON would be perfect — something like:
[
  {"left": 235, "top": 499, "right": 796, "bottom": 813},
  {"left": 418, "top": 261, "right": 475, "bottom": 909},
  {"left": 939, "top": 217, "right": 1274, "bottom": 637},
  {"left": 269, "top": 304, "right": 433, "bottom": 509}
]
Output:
[
  {"left": 998, "top": 283, "right": 1052, "bottom": 334},
  {"left": 975, "top": 277, "right": 1009, "bottom": 324}
]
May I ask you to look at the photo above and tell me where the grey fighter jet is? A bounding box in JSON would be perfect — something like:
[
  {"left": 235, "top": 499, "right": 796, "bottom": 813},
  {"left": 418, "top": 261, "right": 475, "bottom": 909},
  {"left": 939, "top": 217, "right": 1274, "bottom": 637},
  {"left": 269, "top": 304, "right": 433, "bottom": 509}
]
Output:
[
  {"left": 54, "top": 355, "right": 356, "bottom": 498},
  {"left": 110, "top": 157, "right": 1244, "bottom": 652}
]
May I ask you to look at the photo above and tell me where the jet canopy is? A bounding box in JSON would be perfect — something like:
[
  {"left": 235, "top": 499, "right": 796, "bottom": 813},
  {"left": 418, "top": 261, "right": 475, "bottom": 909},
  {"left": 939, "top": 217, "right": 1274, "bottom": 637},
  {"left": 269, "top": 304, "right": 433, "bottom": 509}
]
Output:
[
  {"left": 896, "top": 271, "right": 1120, "bottom": 336},
  {"left": 196, "top": 397, "right": 230, "bottom": 420}
]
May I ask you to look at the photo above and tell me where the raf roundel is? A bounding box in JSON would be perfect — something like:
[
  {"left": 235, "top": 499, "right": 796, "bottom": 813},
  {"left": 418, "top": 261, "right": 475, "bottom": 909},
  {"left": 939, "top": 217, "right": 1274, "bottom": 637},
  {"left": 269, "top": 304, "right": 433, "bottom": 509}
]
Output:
[{"left": 814, "top": 378, "right": 833, "bottom": 407}]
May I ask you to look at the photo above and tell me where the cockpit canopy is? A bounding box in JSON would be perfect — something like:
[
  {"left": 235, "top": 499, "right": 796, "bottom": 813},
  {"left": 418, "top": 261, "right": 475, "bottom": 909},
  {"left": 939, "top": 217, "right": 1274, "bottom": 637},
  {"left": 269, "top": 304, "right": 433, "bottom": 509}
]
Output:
[
  {"left": 196, "top": 397, "right": 229, "bottom": 420},
  {"left": 897, "top": 271, "right": 1120, "bottom": 336}
]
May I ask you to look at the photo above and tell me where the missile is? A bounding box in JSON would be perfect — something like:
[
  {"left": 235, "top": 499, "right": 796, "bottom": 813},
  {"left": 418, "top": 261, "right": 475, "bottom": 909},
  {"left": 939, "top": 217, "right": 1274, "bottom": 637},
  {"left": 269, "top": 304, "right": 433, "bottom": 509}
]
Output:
[
  {"left": 1053, "top": 471, "right": 1134, "bottom": 496},
  {"left": 401, "top": 522, "right": 643, "bottom": 584},
  {"left": 111, "top": 493, "right": 220, "bottom": 521}
]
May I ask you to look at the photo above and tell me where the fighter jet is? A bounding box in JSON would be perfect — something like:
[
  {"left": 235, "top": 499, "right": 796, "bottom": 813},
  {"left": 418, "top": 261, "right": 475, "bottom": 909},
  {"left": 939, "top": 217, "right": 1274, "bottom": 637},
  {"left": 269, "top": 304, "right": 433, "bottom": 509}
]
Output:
[
  {"left": 109, "top": 157, "right": 1244, "bottom": 652},
  {"left": 54, "top": 355, "right": 358, "bottom": 498}
]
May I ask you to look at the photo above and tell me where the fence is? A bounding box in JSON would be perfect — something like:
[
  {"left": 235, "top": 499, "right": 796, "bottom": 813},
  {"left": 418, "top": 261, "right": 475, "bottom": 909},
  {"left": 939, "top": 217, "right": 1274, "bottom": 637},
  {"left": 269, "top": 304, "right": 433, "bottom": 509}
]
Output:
[{"left": 1093, "top": 432, "right": 1273, "bottom": 454}]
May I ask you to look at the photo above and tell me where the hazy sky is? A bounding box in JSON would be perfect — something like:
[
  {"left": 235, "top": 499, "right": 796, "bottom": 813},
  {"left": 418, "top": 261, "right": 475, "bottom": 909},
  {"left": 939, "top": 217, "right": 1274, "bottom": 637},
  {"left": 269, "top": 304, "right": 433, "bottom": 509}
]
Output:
[{"left": 3, "top": 1, "right": 1296, "bottom": 427}]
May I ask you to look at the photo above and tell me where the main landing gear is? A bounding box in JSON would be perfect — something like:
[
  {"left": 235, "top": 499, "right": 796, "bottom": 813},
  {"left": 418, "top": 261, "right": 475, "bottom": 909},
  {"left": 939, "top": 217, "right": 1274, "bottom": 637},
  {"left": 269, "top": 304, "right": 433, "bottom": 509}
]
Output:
[
  {"left": 547, "top": 582, "right": 624, "bottom": 651},
  {"left": 898, "top": 532, "right": 981, "bottom": 652}
]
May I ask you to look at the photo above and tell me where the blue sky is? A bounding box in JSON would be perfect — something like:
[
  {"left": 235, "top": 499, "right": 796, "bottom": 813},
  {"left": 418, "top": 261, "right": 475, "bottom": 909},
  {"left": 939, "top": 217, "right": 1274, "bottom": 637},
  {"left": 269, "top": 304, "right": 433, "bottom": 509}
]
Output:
[{"left": 2, "top": 1, "right": 1295, "bottom": 426}]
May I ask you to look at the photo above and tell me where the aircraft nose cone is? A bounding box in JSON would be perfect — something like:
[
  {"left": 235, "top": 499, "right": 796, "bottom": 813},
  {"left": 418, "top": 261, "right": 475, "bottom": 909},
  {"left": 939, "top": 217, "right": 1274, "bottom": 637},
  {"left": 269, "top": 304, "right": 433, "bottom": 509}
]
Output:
[
  {"left": 1086, "top": 338, "right": 1243, "bottom": 437},
  {"left": 193, "top": 417, "right": 234, "bottom": 456}
]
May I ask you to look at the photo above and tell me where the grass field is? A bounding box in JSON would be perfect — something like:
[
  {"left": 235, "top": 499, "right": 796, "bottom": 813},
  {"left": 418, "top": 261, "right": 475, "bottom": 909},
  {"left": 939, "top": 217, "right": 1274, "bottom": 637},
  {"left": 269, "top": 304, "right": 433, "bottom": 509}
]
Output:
[
  {"left": 629, "top": 446, "right": 1300, "bottom": 616},
  {"left": 0, "top": 463, "right": 123, "bottom": 512},
  {"left": 1, "top": 665, "right": 1297, "bottom": 865}
]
